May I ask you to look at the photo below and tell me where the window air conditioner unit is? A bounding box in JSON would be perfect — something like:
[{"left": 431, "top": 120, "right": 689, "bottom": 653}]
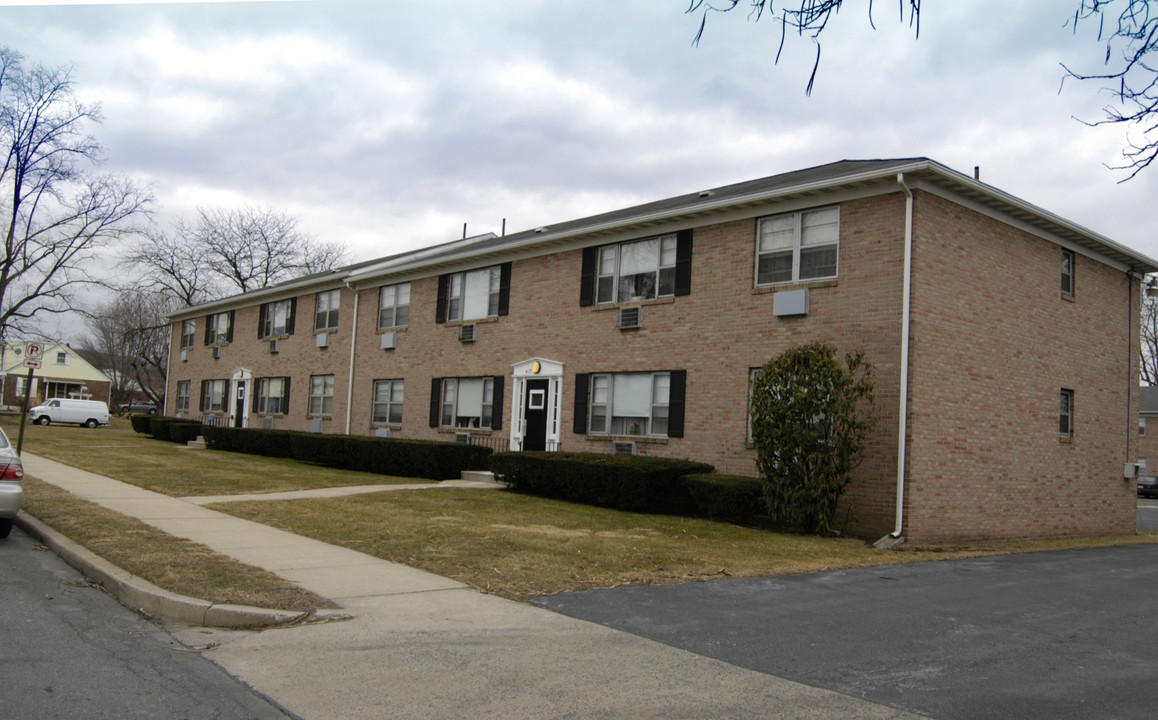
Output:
[
  {"left": 459, "top": 324, "right": 477, "bottom": 343},
  {"left": 610, "top": 441, "right": 637, "bottom": 456},
  {"left": 212, "top": 347, "right": 221, "bottom": 360},
  {"left": 380, "top": 332, "right": 397, "bottom": 350},
  {"left": 310, "top": 419, "right": 324, "bottom": 434},
  {"left": 453, "top": 433, "right": 471, "bottom": 444},
  {"left": 268, "top": 339, "right": 279, "bottom": 354},
  {"left": 617, "top": 307, "right": 642, "bottom": 330},
  {"left": 374, "top": 428, "right": 391, "bottom": 438},
  {"left": 262, "top": 417, "right": 274, "bottom": 430},
  {"left": 316, "top": 333, "right": 329, "bottom": 348},
  {"left": 180, "top": 349, "right": 189, "bottom": 362}
]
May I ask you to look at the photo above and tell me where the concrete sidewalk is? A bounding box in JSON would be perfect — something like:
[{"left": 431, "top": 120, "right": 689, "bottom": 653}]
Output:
[{"left": 20, "top": 453, "right": 927, "bottom": 720}]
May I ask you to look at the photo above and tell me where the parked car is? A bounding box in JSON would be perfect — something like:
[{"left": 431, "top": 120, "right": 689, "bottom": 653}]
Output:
[
  {"left": 1138, "top": 475, "right": 1158, "bottom": 499},
  {"left": 0, "top": 427, "right": 24, "bottom": 539},
  {"left": 119, "top": 400, "right": 157, "bottom": 415},
  {"left": 27, "top": 398, "right": 110, "bottom": 428}
]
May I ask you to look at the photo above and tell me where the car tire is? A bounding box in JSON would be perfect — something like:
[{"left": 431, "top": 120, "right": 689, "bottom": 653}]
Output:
[
  {"left": 35, "top": 416, "right": 50, "bottom": 426},
  {"left": 85, "top": 418, "right": 99, "bottom": 429},
  {"left": 0, "top": 518, "right": 12, "bottom": 539},
  {"left": 148, "top": 409, "right": 156, "bottom": 415}
]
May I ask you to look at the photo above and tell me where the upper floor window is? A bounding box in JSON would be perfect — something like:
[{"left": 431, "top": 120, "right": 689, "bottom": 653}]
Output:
[
  {"left": 309, "top": 375, "right": 335, "bottom": 417},
  {"left": 315, "top": 290, "right": 340, "bottom": 331},
  {"left": 372, "top": 379, "right": 404, "bottom": 424},
  {"left": 580, "top": 231, "right": 692, "bottom": 307},
  {"left": 436, "top": 263, "right": 511, "bottom": 323},
  {"left": 204, "top": 311, "right": 234, "bottom": 345},
  {"left": 756, "top": 206, "right": 839, "bottom": 286},
  {"left": 180, "top": 320, "right": 196, "bottom": 349},
  {"left": 1060, "top": 388, "right": 1074, "bottom": 439},
  {"left": 378, "top": 283, "right": 411, "bottom": 329},
  {"left": 256, "top": 377, "right": 290, "bottom": 415},
  {"left": 54, "top": 351, "right": 69, "bottom": 365},
  {"left": 259, "top": 298, "right": 296, "bottom": 339},
  {"left": 429, "top": 375, "right": 505, "bottom": 431},
  {"left": 1061, "top": 249, "right": 1075, "bottom": 296}
]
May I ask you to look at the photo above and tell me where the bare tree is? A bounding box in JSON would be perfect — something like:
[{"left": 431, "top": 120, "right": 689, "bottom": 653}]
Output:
[
  {"left": 0, "top": 47, "right": 151, "bottom": 342},
  {"left": 688, "top": 1, "right": 1158, "bottom": 179},
  {"left": 1142, "top": 280, "right": 1158, "bottom": 385},
  {"left": 84, "top": 289, "right": 172, "bottom": 406},
  {"left": 127, "top": 204, "right": 349, "bottom": 304}
]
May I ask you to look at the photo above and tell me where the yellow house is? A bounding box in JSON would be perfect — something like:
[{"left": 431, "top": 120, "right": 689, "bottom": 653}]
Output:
[{"left": 0, "top": 343, "right": 112, "bottom": 408}]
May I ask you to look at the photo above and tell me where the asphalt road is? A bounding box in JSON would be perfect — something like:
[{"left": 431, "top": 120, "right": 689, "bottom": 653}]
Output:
[
  {"left": 1138, "top": 498, "right": 1158, "bottom": 530},
  {"left": 534, "top": 543, "right": 1158, "bottom": 720},
  {"left": 0, "top": 526, "right": 298, "bottom": 720}
]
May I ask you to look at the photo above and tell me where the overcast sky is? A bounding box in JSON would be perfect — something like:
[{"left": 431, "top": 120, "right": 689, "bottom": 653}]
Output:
[{"left": 6, "top": 0, "right": 1158, "bottom": 339}]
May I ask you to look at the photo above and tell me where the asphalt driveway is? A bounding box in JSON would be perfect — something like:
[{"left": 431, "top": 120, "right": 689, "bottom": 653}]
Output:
[{"left": 533, "top": 544, "right": 1158, "bottom": 720}]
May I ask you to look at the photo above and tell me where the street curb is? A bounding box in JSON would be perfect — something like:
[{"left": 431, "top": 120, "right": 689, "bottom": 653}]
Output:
[{"left": 15, "top": 512, "right": 339, "bottom": 629}]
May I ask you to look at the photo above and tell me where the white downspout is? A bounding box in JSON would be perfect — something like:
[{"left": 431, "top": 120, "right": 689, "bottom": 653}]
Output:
[
  {"left": 344, "top": 288, "right": 360, "bottom": 435},
  {"left": 891, "top": 173, "right": 915, "bottom": 540}
]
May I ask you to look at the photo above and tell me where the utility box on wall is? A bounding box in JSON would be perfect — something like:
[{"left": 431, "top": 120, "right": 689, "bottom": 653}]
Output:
[{"left": 773, "top": 289, "right": 809, "bottom": 317}]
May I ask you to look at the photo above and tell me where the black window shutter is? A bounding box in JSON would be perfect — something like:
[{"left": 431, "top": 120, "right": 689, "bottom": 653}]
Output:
[
  {"left": 226, "top": 311, "right": 235, "bottom": 343},
  {"left": 429, "top": 377, "right": 442, "bottom": 427},
  {"left": 573, "top": 373, "right": 589, "bottom": 434},
  {"left": 498, "top": 263, "right": 512, "bottom": 316},
  {"left": 258, "top": 304, "right": 268, "bottom": 339},
  {"left": 491, "top": 375, "right": 505, "bottom": 430},
  {"left": 204, "top": 316, "right": 212, "bottom": 346},
  {"left": 435, "top": 275, "right": 449, "bottom": 323},
  {"left": 675, "top": 230, "right": 693, "bottom": 297},
  {"left": 286, "top": 298, "right": 297, "bottom": 335},
  {"left": 667, "top": 370, "right": 686, "bottom": 438},
  {"left": 579, "top": 247, "right": 596, "bottom": 307},
  {"left": 199, "top": 380, "right": 207, "bottom": 412},
  {"left": 283, "top": 377, "right": 291, "bottom": 414}
]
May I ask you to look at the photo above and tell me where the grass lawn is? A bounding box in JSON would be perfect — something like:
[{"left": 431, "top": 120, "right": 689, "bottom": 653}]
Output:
[{"left": 10, "top": 412, "right": 1156, "bottom": 605}]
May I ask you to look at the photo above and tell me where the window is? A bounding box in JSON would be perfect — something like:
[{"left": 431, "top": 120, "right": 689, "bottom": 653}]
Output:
[
  {"left": 15, "top": 377, "right": 38, "bottom": 397},
  {"left": 441, "top": 377, "right": 495, "bottom": 429},
  {"left": 176, "top": 381, "right": 191, "bottom": 412},
  {"left": 589, "top": 372, "right": 671, "bottom": 437},
  {"left": 54, "top": 351, "right": 68, "bottom": 365},
  {"left": 372, "top": 379, "right": 404, "bottom": 424},
  {"left": 756, "top": 206, "right": 839, "bottom": 285},
  {"left": 255, "top": 377, "right": 290, "bottom": 415},
  {"left": 581, "top": 231, "right": 692, "bottom": 307},
  {"left": 180, "top": 320, "right": 196, "bottom": 349},
  {"left": 259, "top": 298, "right": 296, "bottom": 338},
  {"left": 1061, "top": 249, "right": 1075, "bottom": 296},
  {"left": 309, "top": 375, "right": 335, "bottom": 416},
  {"left": 315, "top": 290, "right": 340, "bottom": 331},
  {"left": 1141, "top": 417, "right": 1148, "bottom": 437},
  {"left": 205, "top": 311, "right": 233, "bottom": 345},
  {"left": 200, "top": 379, "right": 228, "bottom": 413},
  {"left": 378, "top": 283, "right": 411, "bottom": 329},
  {"left": 436, "top": 263, "right": 511, "bottom": 322},
  {"left": 1059, "top": 389, "right": 1074, "bottom": 439}
]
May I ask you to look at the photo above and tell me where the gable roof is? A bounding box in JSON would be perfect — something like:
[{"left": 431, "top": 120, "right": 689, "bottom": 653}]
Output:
[
  {"left": 1, "top": 343, "right": 111, "bottom": 384},
  {"left": 169, "top": 158, "right": 1158, "bottom": 320}
]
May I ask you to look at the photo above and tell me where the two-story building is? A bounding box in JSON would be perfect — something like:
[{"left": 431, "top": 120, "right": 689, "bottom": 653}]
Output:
[{"left": 165, "top": 158, "right": 1156, "bottom": 544}]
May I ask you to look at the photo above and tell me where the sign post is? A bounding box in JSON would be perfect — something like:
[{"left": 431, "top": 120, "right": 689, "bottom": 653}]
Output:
[{"left": 15, "top": 343, "right": 44, "bottom": 456}]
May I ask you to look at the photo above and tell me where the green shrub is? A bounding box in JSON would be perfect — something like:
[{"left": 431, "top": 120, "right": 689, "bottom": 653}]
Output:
[
  {"left": 146, "top": 416, "right": 202, "bottom": 443},
  {"left": 681, "top": 473, "right": 764, "bottom": 522},
  {"left": 129, "top": 414, "right": 153, "bottom": 434},
  {"left": 167, "top": 422, "right": 205, "bottom": 445},
  {"left": 490, "top": 451, "right": 713, "bottom": 513}
]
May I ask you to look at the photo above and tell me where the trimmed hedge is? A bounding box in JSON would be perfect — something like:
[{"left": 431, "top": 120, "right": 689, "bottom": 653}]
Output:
[
  {"left": 145, "top": 416, "right": 202, "bottom": 443},
  {"left": 129, "top": 414, "right": 154, "bottom": 434},
  {"left": 197, "top": 426, "right": 492, "bottom": 480},
  {"left": 489, "top": 451, "right": 713, "bottom": 514},
  {"left": 681, "top": 473, "right": 764, "bottom": 523},
  {"left": 168, "top": 422, "right": 205, "bottom": 445}
]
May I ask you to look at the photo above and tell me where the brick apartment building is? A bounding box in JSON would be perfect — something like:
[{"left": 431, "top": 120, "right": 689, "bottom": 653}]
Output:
[{"left": 164, "top": 158, "right": 1155, "bottom": 544}]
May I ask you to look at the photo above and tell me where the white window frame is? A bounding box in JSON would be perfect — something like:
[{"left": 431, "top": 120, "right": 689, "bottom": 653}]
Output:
[
  {"left": 1060, "top": 388, "right": 1074, "bottom": 439},
  {"left": 589, "top": 372, "right": 671, "bottom": 438},
  {"left": 756, "top": 206, "right": 840, "bottom": 286},
  {"left": 1141, "top": 416, "right": 1148, "bottom": 437},
  {"left": 596, "top": 234, "right": 678, "bottom": 305},
  {"left": 261, "top": 299, "right": 293, "bottom": 338},
  {"left": 203, "top": 379, "right": 228, "bottom": 413},
  {"left": 440, "top": 377, "right": 494, "bottom": 430},
  {"left": 208, "top": 312, "right": 231, "bottom": 345},
  {"left": 372, "top": 379, "right": 404, "bottom": 425},
  {"left": 1061, "top": 249, "right": 1075, "bottom": 296},
  {"left": 255, "top": 377, "right": 289, "bottom": 415},
  {"left": 176, "top": 381, "right": 191, "bottom": 412},
  {"left": 181, "top": 320, "right": 196, "bottom": 349},
  {"left": 378, "top": 283, "right": 411, "bottom": 329},
  {"left": 54, "top": 351, "right": 68, "bottom": 365},
  {"left": 315, "top": 289, "right": 340, "bottom": 331},
  {"left": 447, "top": 267, "right": 500, "bottom": 322},
  {"left": 309, "top": 375, "right": 335, "bottom": 417}
]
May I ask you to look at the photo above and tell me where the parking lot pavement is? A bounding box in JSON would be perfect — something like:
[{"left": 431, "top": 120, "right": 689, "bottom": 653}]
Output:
[
  {"left": 1138, "top": 498, "right": 1158, "bottom": 530},
  {"left": 533, "top": 544, "right": 1158, "bottom": 720}
]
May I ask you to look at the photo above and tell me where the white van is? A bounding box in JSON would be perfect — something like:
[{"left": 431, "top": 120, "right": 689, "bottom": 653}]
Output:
[{"left": 28, "top": 398, "right": 110, "bottom": 428}]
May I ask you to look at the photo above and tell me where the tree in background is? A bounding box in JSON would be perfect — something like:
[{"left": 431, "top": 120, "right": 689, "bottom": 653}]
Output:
[
  {"left": 750, "top": 342, "right": 874, "bottom": 534},
  {"left": 688, "top": 0, "right": 1158, "bottom": 178},
  {"left": 0, "top": 46, "right": 150, "bottom": 343},
  {"left": 82, "top": 290, "right": 171, "bottom": 408},
  {"left": 126, "top": 205, "right": 349, "bottom": 304},
  {"left": 1141, "top": 279, "right": 1158, "bottom": 385}
]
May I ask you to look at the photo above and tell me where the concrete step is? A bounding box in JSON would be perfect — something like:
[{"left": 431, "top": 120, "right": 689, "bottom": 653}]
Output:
[
  {"left": 461, "top": 470, "right": 496, "bottom": 483},
  {"left": 186, "top": 436, "right": 207, "bottom": 449}
]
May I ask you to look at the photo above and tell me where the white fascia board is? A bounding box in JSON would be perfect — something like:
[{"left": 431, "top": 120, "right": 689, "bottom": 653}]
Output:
[{"left": 165, "top": 273, "right": 349, "bottom": 322}]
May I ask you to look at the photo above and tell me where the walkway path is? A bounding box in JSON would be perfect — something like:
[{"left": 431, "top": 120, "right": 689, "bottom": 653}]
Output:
[{"left": 21, "top": 453, "right": 925, "bottom": 720}]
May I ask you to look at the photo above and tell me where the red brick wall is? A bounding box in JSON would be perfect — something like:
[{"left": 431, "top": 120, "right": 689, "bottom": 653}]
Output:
[{"left": 903, "top": 192, "right": 1138, "bottom": 543}]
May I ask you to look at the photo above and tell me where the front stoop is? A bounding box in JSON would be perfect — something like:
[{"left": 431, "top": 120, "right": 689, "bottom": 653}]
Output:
[
  {"left": 461, "top": 470, "right": 496, "bottom": 483},
  {"left": 186, "top": 436, "right": 207, "bottom": 449}
]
